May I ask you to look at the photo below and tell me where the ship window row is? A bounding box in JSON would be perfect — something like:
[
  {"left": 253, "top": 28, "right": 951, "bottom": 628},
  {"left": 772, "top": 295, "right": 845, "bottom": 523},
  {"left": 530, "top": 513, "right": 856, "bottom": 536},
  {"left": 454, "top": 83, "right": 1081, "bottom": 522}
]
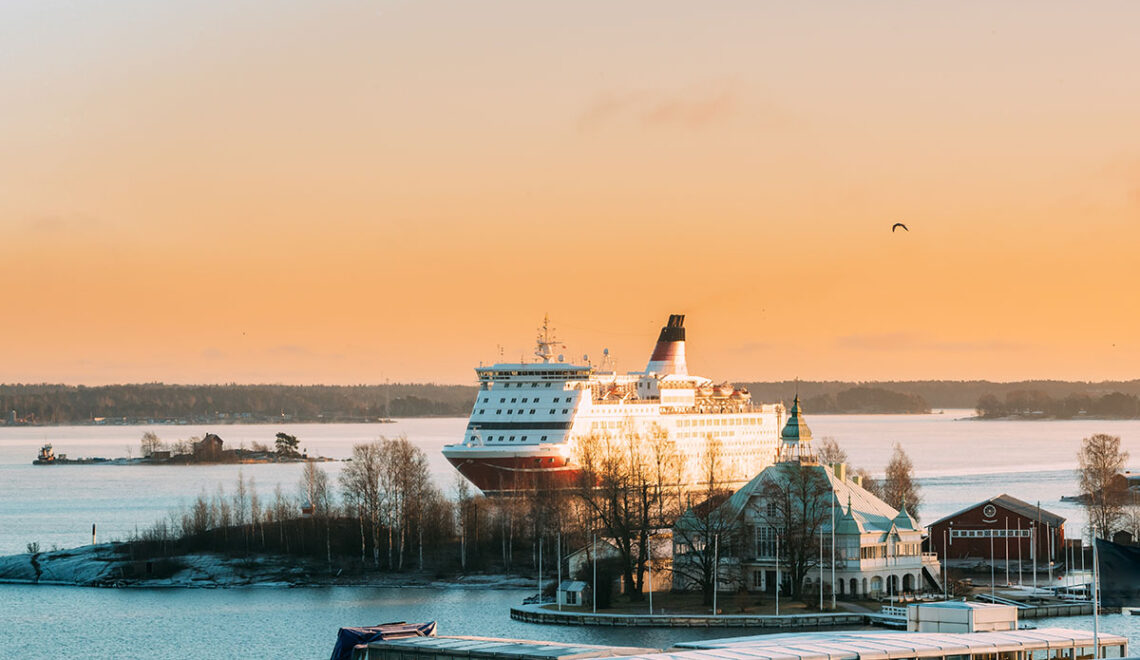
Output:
[
  {"left": 677, "top": 417, "right": 765, "bottom": 427},
  {"left": 482, "top": 396, "right": 568, "bottom": 404},
  {"left": 486, "top": 380, "right": 570, "bottom": 387},
  {"left": 483, "top": 409, "right": 569, "bottom": 416},
  {"left": 675, "top": 430, "right": 748, "bottom": 440},
  {"left": 471, "top": 434, "right": 552, "bottom": 443}
]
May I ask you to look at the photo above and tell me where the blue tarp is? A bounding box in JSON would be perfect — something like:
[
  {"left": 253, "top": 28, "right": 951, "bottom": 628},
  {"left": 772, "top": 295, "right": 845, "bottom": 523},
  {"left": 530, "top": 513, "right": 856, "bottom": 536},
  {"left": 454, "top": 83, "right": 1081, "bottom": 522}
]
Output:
[{"left": 330, "top": 621, "right": 437, "bottom": 660}]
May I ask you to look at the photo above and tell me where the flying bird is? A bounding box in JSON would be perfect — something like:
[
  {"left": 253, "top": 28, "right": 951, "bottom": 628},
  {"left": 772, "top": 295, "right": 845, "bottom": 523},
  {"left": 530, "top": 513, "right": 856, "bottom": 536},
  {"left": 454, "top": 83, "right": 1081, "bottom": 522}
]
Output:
[{"left": 892, "top": 222, "right": 909, "bottom": 233}]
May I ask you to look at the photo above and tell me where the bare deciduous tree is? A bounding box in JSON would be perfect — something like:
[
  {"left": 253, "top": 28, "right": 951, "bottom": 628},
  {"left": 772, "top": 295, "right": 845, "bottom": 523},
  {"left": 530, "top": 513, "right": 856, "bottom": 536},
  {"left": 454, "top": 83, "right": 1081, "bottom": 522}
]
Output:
[
  {"left": 756, "top": 462, "right": 833, "bottom": 601},
  {"left": 574, "top": 425, "right": 670, "bottom": 601},
  {"left": 1079, "top": 433, "right": 1130, "bottom": 538},
  {"left": 340, "top": 442, "right": 384, "bottom": 566},
  {"left": 881, "top": 443, "right": 921, "bottom": 520},
  {"left": 671, "top": 434, "right": 737, "bottom": 606},
  {"left": 301, "top": 461, "right": 332, "bottom": 519},
  {"left": 816, "top": 437, "right": 847, "bottom": 466},
  {"left": 140, "top": 431, "right": 163, "bottom": 458}
]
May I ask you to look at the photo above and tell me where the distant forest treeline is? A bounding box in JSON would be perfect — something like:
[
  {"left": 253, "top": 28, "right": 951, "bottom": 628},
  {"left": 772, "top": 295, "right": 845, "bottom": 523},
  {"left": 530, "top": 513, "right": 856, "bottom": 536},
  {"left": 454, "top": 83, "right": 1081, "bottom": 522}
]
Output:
[
  {"left": 0, "top": 383, "right": 474, "bottom": 424},
  {"left": 975, "top": 390, "right": 1140, "bottom": 419},
  {"left": 799, "top": 387, "right": 929, "bottom": 414},
  {"left": 6, "top": 380, "right": 1140, "bottom": 424},
  {"left": 739, "top": 380, "right": 1140, "bottom": 411}
]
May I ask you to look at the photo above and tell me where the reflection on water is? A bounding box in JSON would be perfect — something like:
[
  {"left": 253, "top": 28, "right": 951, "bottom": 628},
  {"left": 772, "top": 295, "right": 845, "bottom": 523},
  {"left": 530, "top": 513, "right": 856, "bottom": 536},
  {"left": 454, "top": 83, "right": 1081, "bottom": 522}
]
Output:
[
  {"left": 2, "top": 585, "right": 1139, "bottom": 660},
  {"left": 0, "top": 586, "right": 772, "bottom": 660}
]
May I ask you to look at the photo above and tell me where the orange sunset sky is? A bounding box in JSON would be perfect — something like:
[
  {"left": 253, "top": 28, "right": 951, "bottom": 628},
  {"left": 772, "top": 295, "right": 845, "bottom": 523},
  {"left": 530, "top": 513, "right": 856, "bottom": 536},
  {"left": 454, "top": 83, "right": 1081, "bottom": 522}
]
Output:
[{"left": 2, "top": 2, "right": 1139, "bottom": 385}]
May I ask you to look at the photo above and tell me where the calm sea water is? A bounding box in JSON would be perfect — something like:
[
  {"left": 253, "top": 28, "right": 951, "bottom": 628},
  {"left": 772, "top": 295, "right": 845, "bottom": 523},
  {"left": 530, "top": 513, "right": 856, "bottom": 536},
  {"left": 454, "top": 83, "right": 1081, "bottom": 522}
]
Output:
[{"left": 3, "top": 412, "right": 1140, "bottom": 658}]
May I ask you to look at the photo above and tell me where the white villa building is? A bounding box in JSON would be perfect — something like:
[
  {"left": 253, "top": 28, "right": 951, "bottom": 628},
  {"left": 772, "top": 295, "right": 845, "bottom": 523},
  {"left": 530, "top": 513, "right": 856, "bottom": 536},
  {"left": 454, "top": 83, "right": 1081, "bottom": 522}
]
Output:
[{"left": 673, "top": 396, "right": 941, "bottom": 599}]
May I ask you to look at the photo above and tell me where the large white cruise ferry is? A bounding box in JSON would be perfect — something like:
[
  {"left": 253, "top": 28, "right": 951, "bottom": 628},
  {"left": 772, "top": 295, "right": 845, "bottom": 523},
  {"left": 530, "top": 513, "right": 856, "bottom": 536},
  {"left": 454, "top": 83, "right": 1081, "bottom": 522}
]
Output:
[{"left": 442, "top": 315, "right": 786, "bottom": 494}]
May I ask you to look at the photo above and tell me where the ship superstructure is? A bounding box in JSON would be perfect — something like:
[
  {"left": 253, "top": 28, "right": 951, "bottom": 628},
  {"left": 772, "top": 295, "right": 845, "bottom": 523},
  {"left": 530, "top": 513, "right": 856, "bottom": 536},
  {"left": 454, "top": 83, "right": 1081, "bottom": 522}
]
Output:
[{"left": 442, "top": 315, "right": 785, "bottom": 494}]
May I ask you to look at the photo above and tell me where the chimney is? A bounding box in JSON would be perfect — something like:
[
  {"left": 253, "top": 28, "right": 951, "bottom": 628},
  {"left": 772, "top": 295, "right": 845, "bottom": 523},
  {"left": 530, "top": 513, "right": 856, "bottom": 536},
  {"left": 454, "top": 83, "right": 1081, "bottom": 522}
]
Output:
[
  {"left": 833, "top": 463, "right": 847, "bottom": 482},
  {"left": 645, "top": 314, "right": 688, "bottom": 376},
  {"left": 852, "top": 475, "right": 863, "bottom": 488}
]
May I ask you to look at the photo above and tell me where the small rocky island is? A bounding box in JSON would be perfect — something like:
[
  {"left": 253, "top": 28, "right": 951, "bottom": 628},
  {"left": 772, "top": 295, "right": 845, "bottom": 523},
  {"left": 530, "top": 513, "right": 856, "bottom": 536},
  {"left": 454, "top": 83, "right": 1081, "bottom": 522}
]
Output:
[{"left": 33, "top": 432, "right": 336, "bottom": 466}]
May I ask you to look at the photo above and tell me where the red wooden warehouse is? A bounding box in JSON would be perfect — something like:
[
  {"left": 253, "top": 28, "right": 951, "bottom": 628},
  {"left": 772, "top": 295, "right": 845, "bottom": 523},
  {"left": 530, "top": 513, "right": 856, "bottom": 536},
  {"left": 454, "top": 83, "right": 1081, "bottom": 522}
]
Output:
[{"left": 926, "top": 494, "right": 1065, "bottom": 564}]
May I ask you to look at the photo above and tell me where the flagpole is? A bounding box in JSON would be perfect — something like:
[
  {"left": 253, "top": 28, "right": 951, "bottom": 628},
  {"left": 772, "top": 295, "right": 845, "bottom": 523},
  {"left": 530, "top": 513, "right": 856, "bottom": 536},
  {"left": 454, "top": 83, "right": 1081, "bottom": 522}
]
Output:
[
  {"left": 1017, "top": 519, "right": 1022, "bottom": 586},
  {"left": 712, "top": 533, "right": 719, "bottom": 616},
  {"left": 648, "top": 532, "right": 653, "bottom": 615},
  {"left": 831, "top": 498, "right": 836, "bottom": 610},
  {"left": 990, "top": 531, "right": 995, "bottom": 601},
  {"left": 1093, "top": 534, "right": 1100, "bottom": 658},
  {"left": 1032, "top": 524, "right": 1038, "bottom": 594},
  {"left": 1004, "top": 517, "right": 1009, "bottom": 586},
  {"left": 943, "top": 528, "right": 948, "bottom": 600},
  {"left": 1048, "top": 522, "right": 1054, "bottom": 585},
  {"left": 557, "top": 531, "right": 562, "bottom": 612}
]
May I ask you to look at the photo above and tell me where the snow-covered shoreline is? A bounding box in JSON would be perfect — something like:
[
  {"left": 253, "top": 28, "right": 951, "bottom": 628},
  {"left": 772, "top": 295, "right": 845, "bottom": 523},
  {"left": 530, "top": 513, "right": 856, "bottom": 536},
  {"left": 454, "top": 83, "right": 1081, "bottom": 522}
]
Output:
[{"left": 0, "top": 544, "right": 535, "bottom": 590}]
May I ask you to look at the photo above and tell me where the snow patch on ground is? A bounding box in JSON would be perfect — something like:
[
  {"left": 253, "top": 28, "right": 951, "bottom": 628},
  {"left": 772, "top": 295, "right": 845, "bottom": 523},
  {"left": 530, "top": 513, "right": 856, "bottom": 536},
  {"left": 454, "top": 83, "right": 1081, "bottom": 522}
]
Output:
[{"left": 0, "top": 544, "right": 537, "bottom": 590}]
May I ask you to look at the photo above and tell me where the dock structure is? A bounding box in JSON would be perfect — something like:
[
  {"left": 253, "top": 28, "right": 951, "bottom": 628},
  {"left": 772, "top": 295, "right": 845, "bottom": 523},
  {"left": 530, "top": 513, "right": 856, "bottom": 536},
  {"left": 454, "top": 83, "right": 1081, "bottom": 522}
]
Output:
[
  {"left": 351, "top": 636, "right": 655, "bottom": 660},
  {"left": 509, "top": 600, "right": 1092, "bottom": 629},
  {"left": 510, "top": 605, "right": 864, "bottom": 629},
  {"left": 352, "top": 629, "right": 1126, "bottom": 660},
  {"left": 669, "top": 628, "right": 1127, "bottom": 660}
]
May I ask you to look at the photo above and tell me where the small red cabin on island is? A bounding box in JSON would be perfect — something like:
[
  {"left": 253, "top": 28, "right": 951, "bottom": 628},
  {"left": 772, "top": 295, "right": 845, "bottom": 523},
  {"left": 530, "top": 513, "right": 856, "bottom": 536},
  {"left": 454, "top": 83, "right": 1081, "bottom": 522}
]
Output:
[{"left": 927, "top": 494, "right": 1065, "bottom": 564}]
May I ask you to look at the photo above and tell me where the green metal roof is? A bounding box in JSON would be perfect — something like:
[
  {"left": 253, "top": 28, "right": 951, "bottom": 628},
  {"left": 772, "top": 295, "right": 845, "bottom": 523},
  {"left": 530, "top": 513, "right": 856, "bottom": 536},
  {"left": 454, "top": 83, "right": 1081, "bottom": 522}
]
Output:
[{"left": 780, "top": 394, "right": 812, "bottom": 444}]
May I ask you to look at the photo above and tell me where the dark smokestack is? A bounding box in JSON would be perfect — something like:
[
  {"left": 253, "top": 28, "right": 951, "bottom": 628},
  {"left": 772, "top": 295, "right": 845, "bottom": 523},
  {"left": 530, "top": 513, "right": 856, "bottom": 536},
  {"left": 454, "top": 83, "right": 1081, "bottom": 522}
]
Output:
[{"left": 646, "top": 314, "right": 688, "bottom": 376}]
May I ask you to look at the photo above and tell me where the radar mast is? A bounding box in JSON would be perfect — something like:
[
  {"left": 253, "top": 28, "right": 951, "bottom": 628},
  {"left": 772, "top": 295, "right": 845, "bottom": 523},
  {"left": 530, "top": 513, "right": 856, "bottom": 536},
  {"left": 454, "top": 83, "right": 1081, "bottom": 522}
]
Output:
[{"left": 534, "top": 314, "right": 563, "bottom": 363}]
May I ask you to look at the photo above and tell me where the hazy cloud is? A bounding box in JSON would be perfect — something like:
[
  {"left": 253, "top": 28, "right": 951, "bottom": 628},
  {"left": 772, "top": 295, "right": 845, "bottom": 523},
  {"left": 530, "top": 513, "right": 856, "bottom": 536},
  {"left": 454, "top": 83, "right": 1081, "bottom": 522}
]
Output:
[
  {"left": 731, "top": 341, "right": 775, "bottom": 354},
  {"left": 25, "top": 214, "right": 105, "bottom": 235},
  {"left": 201, "top": 348, "right": 227, "bottom": 360},
  {"left": 267, "top": 345, "right": 314, "bottom": 357},
  {"left": 265, "top": 345, "right": 347, "bottom": 362},
  {"left": 836, "top": 333, "right": 1027, "bottom": 352},
  {"left": 835, "top": 332, "right": 918, "bottom": 351},
  {"left": 1099, "top": 155, "right": 1140, "bottom": 207},
  {"left": 578, "top": 83, "right": 740, "bottom": 131}
]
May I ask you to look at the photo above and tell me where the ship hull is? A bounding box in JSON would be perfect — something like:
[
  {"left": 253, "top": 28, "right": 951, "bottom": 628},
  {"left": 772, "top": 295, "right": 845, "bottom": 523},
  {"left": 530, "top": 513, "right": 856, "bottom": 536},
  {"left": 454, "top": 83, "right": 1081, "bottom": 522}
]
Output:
[{"left": 443, "top": 452, "right": 580, "bottom": 493}]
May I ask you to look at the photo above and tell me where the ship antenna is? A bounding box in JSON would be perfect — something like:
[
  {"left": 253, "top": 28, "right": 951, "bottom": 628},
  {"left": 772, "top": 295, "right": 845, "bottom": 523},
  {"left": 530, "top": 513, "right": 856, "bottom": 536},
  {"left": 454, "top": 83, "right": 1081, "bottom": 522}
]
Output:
[{"left": 534, "top": 313, "right": 563, "bottom": 364}]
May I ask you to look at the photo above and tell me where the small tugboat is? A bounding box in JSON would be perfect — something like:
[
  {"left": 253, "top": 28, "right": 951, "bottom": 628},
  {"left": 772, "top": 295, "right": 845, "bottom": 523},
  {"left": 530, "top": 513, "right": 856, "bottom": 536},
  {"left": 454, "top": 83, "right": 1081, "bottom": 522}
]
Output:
[
  {"left": 32, "top": 443, "right": 109, "bottom": 465},
  {"left": 33, "top": 444, "right": 57, "bottom": 464}
]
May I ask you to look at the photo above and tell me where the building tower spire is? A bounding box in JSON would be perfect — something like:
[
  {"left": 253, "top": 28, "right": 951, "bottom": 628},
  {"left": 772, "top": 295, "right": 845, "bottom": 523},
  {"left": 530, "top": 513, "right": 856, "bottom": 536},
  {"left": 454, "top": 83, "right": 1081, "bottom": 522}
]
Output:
[{"left": 777, "top": 394, "right": 817, "bottom": 463}]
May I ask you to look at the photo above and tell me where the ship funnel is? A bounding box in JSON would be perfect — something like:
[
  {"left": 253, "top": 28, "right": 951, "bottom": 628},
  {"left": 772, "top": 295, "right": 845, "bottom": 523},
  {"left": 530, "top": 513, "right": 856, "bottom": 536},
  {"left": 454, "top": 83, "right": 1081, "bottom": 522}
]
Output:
[{"left": 645, "top": 314, "right": 688, "bottom": 376}]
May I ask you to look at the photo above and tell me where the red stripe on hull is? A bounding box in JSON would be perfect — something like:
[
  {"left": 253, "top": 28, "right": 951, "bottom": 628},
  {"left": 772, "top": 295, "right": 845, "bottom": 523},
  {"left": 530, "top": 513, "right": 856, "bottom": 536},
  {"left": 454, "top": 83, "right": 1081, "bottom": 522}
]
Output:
[{"left": 445, "top": 455, "right": 581, "bottom": 493}]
